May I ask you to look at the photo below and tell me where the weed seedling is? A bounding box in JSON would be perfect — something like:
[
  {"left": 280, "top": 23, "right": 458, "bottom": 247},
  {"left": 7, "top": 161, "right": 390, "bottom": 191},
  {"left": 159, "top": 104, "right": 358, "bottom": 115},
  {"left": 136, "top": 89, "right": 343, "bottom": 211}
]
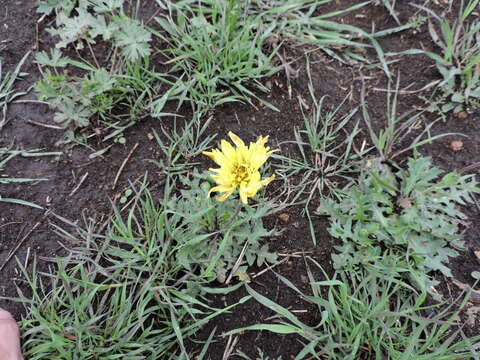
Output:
[
  {"left": 361, "top": 76, "right": 456, "bottom": 162},
  {"left": 34, "top": 1, "right": 158, "bottom": 145},
  {"left": 0, "top": 52, "right": 29, "bottom": 130},
  {"left": 408, "top": 0, "right": 480, "bottom": 114},
  {"left": 317, "top": 156, "right": 479, "bottom": 295}
]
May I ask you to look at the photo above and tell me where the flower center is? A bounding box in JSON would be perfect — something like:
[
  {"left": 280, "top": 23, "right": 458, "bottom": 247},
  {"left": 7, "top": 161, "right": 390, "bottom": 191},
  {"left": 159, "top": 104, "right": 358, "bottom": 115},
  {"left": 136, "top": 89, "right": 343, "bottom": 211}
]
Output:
[{"left": 232, "top": 164, "right": 249, "bottom": 186}]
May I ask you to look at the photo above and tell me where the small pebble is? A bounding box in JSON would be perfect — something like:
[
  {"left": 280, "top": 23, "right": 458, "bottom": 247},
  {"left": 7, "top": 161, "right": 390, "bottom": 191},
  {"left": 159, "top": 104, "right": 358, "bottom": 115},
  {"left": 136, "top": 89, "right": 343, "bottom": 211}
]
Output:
[{"left": 449, "top": 140, "right": 463, "bottom": 152}]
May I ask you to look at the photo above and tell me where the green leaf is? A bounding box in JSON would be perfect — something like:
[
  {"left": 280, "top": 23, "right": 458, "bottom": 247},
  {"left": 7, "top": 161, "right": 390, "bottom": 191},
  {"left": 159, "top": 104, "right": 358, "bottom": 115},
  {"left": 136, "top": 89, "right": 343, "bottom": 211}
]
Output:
[
  {"left": 89, "top": 15, "right": 119, "bottom": 41},
  {"left": 90, "top": 0, "right": 124, "bottom": 13},
  {"left": 451, "top": 92, "right": 465, "bottom": 103},
  {"left": 35, "top": 49, "right": 70, "bottom": 67},
  {"left": 471, "top": 271, "right": 480, "bottom": 280},
  {"left": 49, "top": 8, "right": 97, "bottom": 48},
  {"left": 225, "top": 323, "right": 301, "bottom": 335},
  {"left": 53, "top": 98, "right": 92, "bottom": 128},
  {"left": 245, "top": 284, "right": 309, "bottom": 330},
  {"left": 0, "top": 198, "right": 43, "bottom": 209},
  {"left": 37, "top": 0, "right": 76, "bottom": 15},
  {"left": 114, "top": 18, "right": 152, "bottom": 62}
]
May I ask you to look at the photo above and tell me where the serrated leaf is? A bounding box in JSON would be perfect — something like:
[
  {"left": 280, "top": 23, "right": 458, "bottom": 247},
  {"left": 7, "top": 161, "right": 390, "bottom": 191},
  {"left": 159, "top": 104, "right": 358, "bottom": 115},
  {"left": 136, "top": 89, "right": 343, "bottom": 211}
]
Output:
[
  {"left": 167, "top": 170, "right": 275, "bottom": 282},
  {"left": 50, "top": 9, "right": 97, "bottom": 48},
  {"left": 89, "top": 15, "right": 119, "bottom": 40},
  {"left": 114, "top": 18, "right": 152, "bottom": 61},
  {"left": 233, "top": 266, "right": 251, "bottom": 283},
  {"left": 90, "top": 0, "right": 124, "bottom": 13},
  {"left": 53, "top": 98, "right": 92, "bottom": 128},
  {"left": 37, "top": 0, "right": 76, "bottom": 15},
  {"left": 451, "top": 92, "right": 465, "bottom": 103},
  {"left": 36, "top": 49, "right": 70, "bottom": 67},
  {"left": 318, "top": 155, "right": 477, "bottom": 296}
]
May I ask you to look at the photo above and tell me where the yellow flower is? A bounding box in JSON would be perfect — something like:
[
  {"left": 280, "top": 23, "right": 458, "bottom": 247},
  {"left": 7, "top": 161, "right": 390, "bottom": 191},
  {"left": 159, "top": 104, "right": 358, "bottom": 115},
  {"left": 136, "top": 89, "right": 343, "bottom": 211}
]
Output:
[{"left": 203, "top": 131, "right": 277, "bottom": 204}]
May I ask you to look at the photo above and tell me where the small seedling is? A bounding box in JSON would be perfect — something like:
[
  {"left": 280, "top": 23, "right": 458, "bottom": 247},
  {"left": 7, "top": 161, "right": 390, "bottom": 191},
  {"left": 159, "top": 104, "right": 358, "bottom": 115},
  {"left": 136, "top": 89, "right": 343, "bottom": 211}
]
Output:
[
  {"left": 0, "top": 52, "right": 29, "bottom": 130},
  {"left": 119, "top": 188, "right": 132, "bottom": 204},
  {"left": 114, "top": 135, "right": 126, "bottom": 145}
]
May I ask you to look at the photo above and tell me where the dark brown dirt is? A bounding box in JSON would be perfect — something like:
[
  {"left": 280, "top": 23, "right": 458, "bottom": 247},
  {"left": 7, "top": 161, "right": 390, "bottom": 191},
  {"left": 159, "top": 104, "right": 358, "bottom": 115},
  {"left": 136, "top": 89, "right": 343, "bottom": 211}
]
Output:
[{"left": 1, "top": 0, "right": 480, "bottom": 358}]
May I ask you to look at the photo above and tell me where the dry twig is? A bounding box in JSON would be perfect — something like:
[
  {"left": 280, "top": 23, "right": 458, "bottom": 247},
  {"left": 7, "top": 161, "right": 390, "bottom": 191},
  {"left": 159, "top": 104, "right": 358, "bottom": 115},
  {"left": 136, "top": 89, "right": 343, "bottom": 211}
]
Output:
[
  {"left": 69, "top": 172, "right": 89, "bottom": 197},
  {"left": 25, "top": 119, "right": 62, "bottom": 130},
  {"left": 0, "top": 222, "right": 40, "bottom": 272},
  {"left": 112, "top": 143, "right": 139, "bottom": 190}
]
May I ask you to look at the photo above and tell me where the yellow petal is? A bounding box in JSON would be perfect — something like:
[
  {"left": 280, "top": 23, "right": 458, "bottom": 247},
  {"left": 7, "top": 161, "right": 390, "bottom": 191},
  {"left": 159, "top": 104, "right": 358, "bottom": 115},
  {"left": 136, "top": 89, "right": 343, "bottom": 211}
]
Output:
[
  {"left": 256, "top": 135, "right": 269, "bottom": 146},
  {"left": 220, "top": 139, "right": 237, "bottom": 160},
  {"left": 208, "top": 185, "right": 235, "bottom": 198},
  {"left": 210, "top": 173, "right": 234, "bottom": 186},
  {"left": 261, "top": 174, "right": 275, "bottom": 186},
  {"left": 217, "top": 190, "right": 234, "bottom": 202},
  {"left": 228, "top": 132, "right": 245, "bottom": 148},
  {"left": 203, "top": 149, "right": 226, "bottom": 166},
  {"left": 239, "top": 188, "right": 249, "bottom": 204},
  {"left": 202, "top": 150, "right": 215, "bottom": 159}
]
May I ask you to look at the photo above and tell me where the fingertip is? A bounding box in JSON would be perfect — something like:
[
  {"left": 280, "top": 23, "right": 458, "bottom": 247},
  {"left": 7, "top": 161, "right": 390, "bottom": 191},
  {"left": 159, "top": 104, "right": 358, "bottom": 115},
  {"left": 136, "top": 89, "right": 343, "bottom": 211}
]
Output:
[{"left": 0, "top": 310, "right": 14, "bottom": 321}]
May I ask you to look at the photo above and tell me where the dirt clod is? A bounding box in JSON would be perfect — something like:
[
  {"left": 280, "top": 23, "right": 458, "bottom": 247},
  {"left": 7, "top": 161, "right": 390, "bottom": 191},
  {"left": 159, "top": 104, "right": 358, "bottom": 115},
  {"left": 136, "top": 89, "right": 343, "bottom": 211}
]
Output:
[{"left": 449, "top": 140, "right": 464, "bottom": 152}]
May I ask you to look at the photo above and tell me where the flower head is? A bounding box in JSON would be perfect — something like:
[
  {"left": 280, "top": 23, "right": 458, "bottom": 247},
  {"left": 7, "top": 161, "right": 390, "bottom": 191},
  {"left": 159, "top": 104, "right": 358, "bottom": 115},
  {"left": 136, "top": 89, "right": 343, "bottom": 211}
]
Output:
[{"left": 203, "top": 131, "right": 277, "bottom": 204}]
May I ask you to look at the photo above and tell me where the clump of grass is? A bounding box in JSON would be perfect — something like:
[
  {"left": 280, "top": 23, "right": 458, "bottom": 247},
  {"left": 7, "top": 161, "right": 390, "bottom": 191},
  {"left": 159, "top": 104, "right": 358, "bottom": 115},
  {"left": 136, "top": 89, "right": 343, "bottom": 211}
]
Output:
[
  {"left": 153, "top": 0, "right": 414, "bottom": 115},
  {"left": 407, "top": 0, "right": 480, "bottom": 115},
  {"left": 273, "top": 62, "right": 366, "bottom": 207},
  {"left": 227, "top": 258, "right": 480, "bottom": 359},
  {"left": 361, "top": 76, "right": 454, "bottom": 162},
  {"left": 246, "top": 0, "right": 416, "bottom": 76},
  {"left": 153, "top": 0, "right": 280, "bottom": 113},
  {"left": 272, "top": 63, "right": 367, "bottom": 245},
  {"left": 16, "top": 180, "right": 249, "bottom": 358},
  {"left": 150, "top": 114, "right": 217, "bottom": 177},
  {"left": 20, "top": 260, "right": 185, "bottom": 359}
]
